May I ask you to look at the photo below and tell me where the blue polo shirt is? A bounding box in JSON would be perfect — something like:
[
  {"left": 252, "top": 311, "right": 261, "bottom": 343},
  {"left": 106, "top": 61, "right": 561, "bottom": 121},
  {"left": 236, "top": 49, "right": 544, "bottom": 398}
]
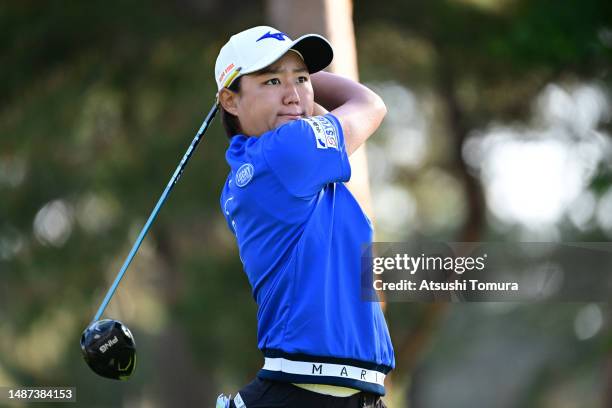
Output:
[{"left": 220, "top": 114, "right": 394, "bottom": 395}]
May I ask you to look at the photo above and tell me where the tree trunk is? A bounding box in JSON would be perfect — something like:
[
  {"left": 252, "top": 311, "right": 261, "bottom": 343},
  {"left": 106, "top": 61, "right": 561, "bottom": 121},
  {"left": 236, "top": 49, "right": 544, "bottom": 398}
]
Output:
[
  {"left": 152, "top": 225, "right": 216, "bottom": 406},
  {"left": 265, "top": 0, "right": 374, "bottom": 219}
]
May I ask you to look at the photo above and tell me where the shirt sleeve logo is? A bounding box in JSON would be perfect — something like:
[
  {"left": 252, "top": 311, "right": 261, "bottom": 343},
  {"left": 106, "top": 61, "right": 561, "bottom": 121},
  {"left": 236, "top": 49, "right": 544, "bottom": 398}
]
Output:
[
  {"left": 303, "top": 116, "right": 339, "bottom": 150},
  {"left": 235, "top": 163, "right": 255, "bottom": 187}
]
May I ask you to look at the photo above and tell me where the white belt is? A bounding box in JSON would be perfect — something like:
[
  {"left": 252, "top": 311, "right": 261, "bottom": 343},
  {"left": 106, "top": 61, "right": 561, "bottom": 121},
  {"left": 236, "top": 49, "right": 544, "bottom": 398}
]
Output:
[{"left": 262, "top": 357, "right": 386, "bottom": 387}]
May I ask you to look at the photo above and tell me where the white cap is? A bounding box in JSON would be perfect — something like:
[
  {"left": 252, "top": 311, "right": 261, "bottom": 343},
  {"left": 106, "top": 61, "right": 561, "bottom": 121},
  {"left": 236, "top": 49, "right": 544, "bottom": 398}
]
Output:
[{"left": 214, "top": 26, "right": 334, "bottom": 91}]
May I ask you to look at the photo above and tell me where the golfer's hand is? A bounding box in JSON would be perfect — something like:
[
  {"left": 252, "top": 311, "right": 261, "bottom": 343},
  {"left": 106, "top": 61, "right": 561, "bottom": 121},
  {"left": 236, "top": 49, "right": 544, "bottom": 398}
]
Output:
[
  {"left": 312, "top": 102, "right": 328, "bottom": 116},
  {"left": 311, "top": 71, "right": 386, "bottom": 156}
]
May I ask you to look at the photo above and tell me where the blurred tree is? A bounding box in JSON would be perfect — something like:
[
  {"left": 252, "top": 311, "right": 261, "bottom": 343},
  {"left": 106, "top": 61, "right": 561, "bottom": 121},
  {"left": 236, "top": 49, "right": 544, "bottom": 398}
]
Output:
[
  {"left": 1, "top": 0, "right": 266, "bottom": 405},
  {"left": 353, "top": 0, "right": 612, "bottom": 406}
]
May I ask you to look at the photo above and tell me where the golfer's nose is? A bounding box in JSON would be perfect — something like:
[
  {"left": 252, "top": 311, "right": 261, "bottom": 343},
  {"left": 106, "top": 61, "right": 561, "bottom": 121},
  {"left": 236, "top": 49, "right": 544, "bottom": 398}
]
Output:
[{"left": 282, "top": 83, "right": 300, "bottom": 105}]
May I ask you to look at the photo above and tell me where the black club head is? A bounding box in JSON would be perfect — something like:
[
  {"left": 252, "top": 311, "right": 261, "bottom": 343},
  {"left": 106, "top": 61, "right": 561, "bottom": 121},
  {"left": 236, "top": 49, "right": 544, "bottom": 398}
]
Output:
[{"left": 80, "top": 319, "right": 136, "bottom": 380}]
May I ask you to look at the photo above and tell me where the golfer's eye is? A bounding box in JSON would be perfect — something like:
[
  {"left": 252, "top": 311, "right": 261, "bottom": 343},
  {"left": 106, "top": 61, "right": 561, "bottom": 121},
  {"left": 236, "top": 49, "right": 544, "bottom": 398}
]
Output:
[
  {"left": 297, "top": 76, "right": 308, "bottom": 83},
  {"left": 265, "top": 78, "right": 281, "bottom": 85}
]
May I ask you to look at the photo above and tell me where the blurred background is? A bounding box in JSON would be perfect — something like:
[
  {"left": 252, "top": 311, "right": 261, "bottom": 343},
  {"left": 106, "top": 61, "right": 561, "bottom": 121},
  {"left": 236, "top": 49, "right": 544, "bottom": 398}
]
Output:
[{"left": 1, "top": 0, "right": 611, "bottom": 406}]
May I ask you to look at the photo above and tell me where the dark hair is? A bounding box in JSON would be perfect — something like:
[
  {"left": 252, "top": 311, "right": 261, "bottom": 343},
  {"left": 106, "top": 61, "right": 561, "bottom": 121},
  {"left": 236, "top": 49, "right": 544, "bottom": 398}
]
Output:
[{"left": 220, "top": 77, "right": 242, "bottom": 139}]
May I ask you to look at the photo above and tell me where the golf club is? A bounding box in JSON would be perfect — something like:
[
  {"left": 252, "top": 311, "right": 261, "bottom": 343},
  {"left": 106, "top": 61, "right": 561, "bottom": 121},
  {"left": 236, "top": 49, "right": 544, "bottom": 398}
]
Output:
[{"left": 81, "top": 100, "right": 219, "bottom": 380}]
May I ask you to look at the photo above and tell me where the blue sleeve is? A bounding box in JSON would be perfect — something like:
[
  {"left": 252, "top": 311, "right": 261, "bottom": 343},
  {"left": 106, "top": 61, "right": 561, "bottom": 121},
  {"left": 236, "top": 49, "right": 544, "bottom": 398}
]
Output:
[{"left": 261, "top": 114, "right": 351, "bottom": 198}]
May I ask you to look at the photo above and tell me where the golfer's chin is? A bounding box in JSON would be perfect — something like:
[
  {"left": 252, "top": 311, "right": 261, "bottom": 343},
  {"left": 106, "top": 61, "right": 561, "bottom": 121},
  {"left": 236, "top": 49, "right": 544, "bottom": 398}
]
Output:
[{"left": 276, "top": 115, "right": 303, "bottom": 127}]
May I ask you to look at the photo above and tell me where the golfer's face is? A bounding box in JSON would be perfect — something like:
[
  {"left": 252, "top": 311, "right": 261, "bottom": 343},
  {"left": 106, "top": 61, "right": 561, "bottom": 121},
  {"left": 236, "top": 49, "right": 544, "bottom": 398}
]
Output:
[{"left": 236, "top": 51, "right": 314, "bottom": 136}]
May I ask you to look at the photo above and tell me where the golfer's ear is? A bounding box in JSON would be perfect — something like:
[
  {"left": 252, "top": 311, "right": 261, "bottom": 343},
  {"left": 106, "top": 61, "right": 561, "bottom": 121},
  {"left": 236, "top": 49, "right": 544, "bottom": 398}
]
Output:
[{"left": 219, "top": 88, "right": 239, "bottom": 116}]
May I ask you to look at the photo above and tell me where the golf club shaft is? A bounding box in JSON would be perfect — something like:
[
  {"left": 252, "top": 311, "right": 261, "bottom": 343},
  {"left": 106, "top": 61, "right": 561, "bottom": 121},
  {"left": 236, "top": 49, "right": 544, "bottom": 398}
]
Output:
[{"left": 92, "top": 102, "right": 219, "bottom": 324}]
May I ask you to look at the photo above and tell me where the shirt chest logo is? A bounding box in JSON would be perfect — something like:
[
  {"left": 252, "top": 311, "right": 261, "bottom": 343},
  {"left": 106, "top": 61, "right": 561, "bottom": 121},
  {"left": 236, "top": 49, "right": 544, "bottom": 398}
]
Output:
[{"left": 235, "top": 163, "right": 255, "bottom": 187}]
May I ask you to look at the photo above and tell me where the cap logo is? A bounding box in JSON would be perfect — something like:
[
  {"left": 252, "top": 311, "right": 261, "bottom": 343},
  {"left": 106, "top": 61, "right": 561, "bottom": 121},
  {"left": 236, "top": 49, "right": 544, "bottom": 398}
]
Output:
[
  {"left": 218, "top": 63, "right": 236, "bottom": 85},
  {"left": 256, "top": 31, "right": 289, "bottom": 42}
]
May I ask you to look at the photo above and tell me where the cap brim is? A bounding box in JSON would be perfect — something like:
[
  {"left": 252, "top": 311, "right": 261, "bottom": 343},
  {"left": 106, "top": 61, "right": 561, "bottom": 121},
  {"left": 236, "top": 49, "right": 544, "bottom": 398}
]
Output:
[
  {"left": 291, "top": 34, "right": 334, "bottom": 74},
  {"left": 239, "top": 33, "right": 333, "bottom": 78}
]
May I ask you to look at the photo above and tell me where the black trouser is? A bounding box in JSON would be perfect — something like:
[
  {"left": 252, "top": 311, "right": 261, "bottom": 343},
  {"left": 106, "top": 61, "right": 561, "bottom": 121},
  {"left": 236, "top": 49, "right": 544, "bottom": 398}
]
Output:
[{"left": 230, "top": 378, "right": 387, "bottom": 408}]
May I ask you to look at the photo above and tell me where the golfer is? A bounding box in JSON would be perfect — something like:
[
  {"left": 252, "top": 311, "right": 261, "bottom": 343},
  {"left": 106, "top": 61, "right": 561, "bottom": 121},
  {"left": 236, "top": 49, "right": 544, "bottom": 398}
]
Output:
[{"left": 216, "top": 26, "right": 394, "bottom": 408}]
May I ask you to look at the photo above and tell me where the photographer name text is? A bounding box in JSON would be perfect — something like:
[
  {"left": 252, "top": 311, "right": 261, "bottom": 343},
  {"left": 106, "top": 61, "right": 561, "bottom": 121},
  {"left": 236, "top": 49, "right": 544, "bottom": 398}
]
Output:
[{"left": 371, "top": 254, "right": 519, "bottom": 292}]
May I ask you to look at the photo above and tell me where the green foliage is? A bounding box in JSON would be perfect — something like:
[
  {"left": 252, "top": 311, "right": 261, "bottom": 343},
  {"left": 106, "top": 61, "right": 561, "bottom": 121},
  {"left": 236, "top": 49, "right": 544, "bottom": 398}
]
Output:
[{"left": 1, "top": 0, "right": 266, "bottom": 401}]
